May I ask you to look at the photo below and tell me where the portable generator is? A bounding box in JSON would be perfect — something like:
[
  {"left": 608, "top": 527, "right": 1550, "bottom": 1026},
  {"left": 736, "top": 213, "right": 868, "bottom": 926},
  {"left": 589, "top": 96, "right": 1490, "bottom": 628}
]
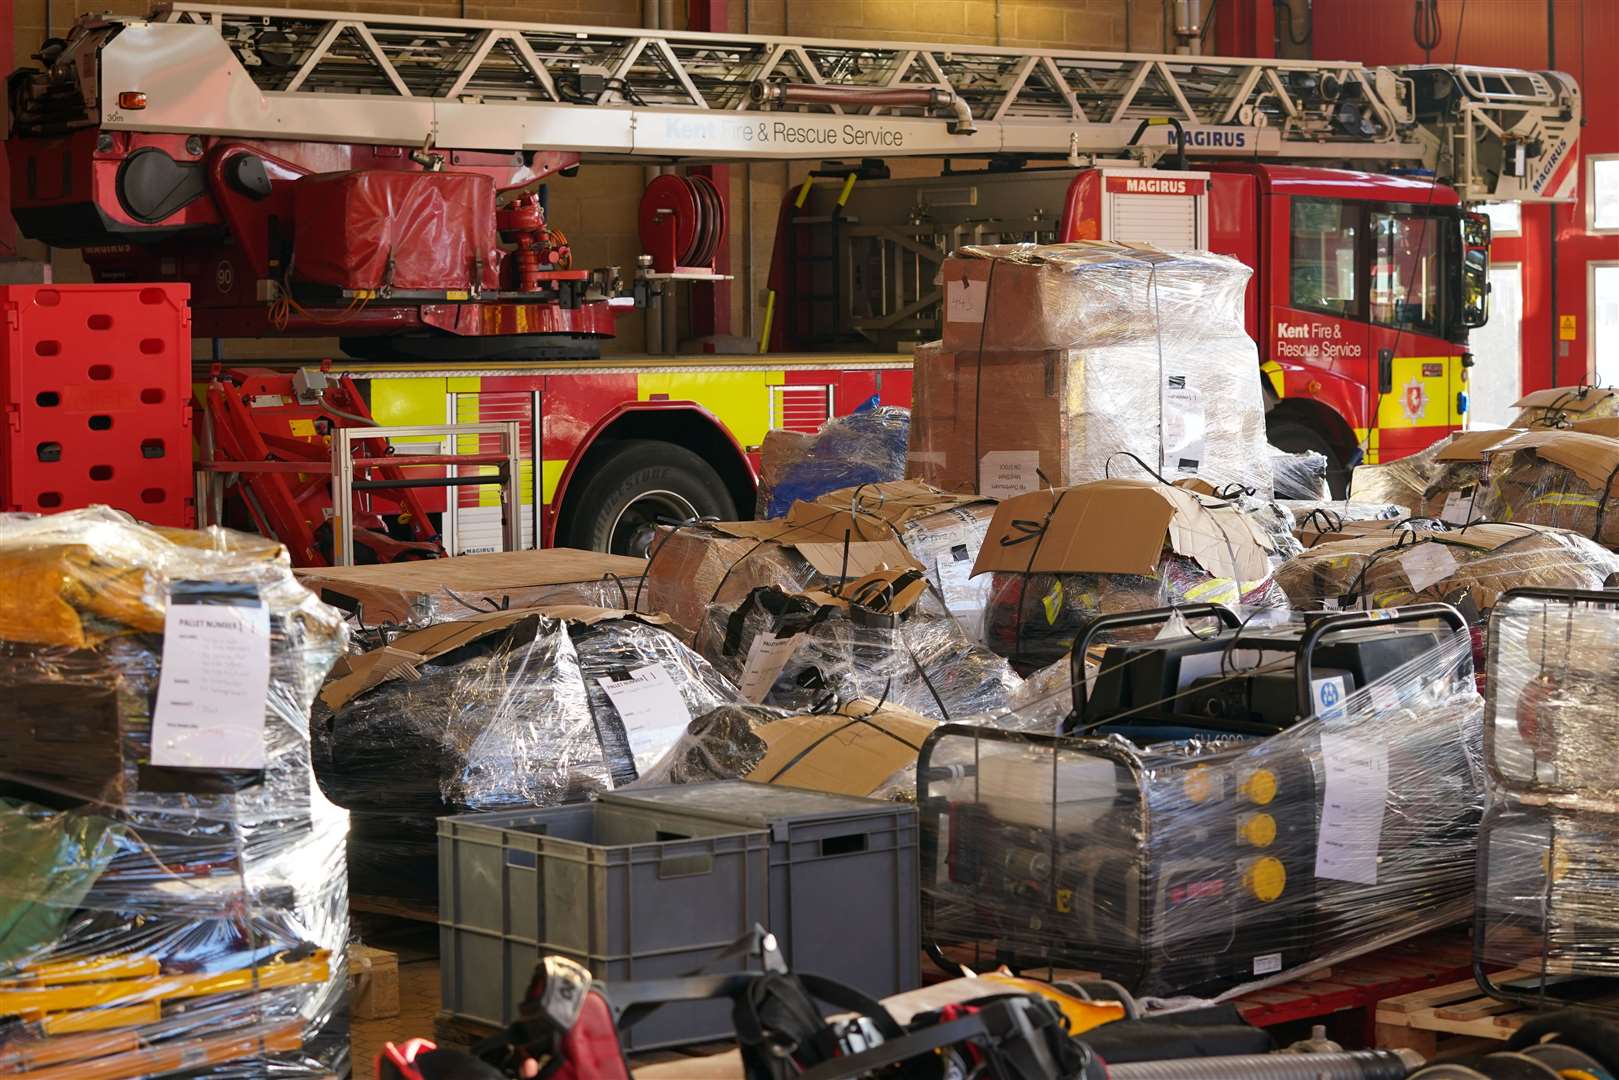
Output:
[
  {"left": 919, "top": 603, "right": 1480, "bottom": 999},
  {"left": 1475, "top": 588, "right": 1619, "bottom": 1012},
  {"left": 1071, "top": 603, "right": 1463, "bottom": 742}
]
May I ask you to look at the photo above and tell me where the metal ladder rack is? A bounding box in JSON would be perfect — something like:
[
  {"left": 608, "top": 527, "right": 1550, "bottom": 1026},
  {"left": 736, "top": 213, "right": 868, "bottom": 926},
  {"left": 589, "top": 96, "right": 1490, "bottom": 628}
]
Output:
[{"left": 48, "top": 3, "right": 1571, "bottom": 199}]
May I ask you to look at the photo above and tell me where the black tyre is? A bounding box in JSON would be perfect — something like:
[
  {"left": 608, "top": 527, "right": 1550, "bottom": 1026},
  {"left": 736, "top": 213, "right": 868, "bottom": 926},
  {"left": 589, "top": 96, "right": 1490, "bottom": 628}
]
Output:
[
  {"left": 1267, "top": 417, "right": 1351, "bottom": 500},
  {"left": 558, "top": 439, "right": 737, "bottom": 556}
]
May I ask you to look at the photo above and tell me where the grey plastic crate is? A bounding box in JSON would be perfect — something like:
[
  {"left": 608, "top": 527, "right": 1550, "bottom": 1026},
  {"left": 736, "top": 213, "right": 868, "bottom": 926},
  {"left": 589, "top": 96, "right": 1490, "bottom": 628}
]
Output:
[
  {"left": 600, "top": 781, "right": 920, "bottom": 1000},
  {"left": 438, "top": 801, "right": 769, "bottom": 1050}
]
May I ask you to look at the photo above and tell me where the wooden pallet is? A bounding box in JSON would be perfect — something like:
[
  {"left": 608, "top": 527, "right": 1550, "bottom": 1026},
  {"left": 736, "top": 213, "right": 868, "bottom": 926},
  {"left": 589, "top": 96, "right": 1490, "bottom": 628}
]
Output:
[
  {"left": 1374, "top": 972, "right": 1536, "bottom": 1057},
  {"left": 350, "top": 894, "right": 438, "bottom": 924}
]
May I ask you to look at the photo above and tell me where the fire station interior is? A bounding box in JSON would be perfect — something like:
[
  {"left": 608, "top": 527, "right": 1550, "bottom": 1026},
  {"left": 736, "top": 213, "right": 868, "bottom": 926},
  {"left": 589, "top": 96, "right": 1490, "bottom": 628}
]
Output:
[{"left": 6, "top": 2, "right": 1619, "bottom": 1080}]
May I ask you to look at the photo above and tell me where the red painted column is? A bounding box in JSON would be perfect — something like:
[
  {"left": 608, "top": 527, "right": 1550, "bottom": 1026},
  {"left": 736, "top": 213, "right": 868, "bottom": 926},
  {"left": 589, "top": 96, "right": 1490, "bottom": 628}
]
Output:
[
  {"left": 686, "top": 0, "right": 731, "bottom": 344},
  {"left": 1213, "top": 0, "right": 1275, "bottom": 58}
]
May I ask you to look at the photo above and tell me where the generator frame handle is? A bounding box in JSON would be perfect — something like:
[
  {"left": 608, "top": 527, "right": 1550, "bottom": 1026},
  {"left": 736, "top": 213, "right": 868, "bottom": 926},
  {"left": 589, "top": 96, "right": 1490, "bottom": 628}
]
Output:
[
  {"left": 1065, "top": 604, "right": 1241, "bottom": 733},
  {"left": 1294, "top": 603, "right": 1466, "bottom": 718}
]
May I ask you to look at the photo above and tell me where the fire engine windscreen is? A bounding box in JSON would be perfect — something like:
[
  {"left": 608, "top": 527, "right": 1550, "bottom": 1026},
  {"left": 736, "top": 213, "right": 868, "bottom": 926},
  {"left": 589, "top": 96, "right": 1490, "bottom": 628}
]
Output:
[
  {"left": 0, "top": 507, "right": 350, "bottom": 1078},
  {"left": 918, "top": 626, "right": 1484, "bottom": 1000},
  {"left": 1476, "top": 591, "right": 1619, "bottom": 1004},
  {"left": 291, "top": 171, "right": 503, "bottom": 293},
  {"left": 910, "top": 243, "right": 1271, "bottom": 498}
]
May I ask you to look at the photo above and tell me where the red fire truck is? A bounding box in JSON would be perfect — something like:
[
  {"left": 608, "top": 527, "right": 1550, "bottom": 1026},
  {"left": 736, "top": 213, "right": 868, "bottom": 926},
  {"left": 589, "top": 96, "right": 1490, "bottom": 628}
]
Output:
[{"left": 5, "top": 6, "right": 1581, "bottom": 557}]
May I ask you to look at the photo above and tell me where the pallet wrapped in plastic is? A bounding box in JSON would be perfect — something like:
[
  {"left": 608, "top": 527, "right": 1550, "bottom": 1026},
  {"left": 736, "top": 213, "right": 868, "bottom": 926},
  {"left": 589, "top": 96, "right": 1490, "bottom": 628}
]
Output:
[
  {"left": 1272, "top": 523, "right": 1619, "bottom": 617},
  {"left": 1509, "top": 386, "right": 1619, "bottom": 429},
  {"left": 313, "top": 608, "right": 740, "bottom": 817},
  {"left": 973, "top": 481, "right": 1289, "bottom": 673},
  {"left": 696, "top": 577, "right": 1022, "bottom": 723},
  {"left": 917, "top": 625, "right": 1484, "bottom": 1000},
  {"left": 0, "top": 507, "right": 350, "bottom": 1078},
  {"left": 1283, "top": 501, "right": 1406, "bottom": 545},
  {"left": 754, "top": 404, "right": 910, "bottom": 520},
  {"left": 914, "top": 243, "right": 1271, "bottom": 497},
  {"left": 294, "top": 548, "right": 646, "bottom": 640},
  {"left": 1475, "top": 590, "right": 1619, "bottom": 1007},
  {"left": 1476, "top": 429, "right": 1619, "bottom": 548},
  {"left": 1349, "top": 441, "right": 1441, "bottom": 515},
  {"left": 641, "top": 508, "right": 923, "bottom": 644}
]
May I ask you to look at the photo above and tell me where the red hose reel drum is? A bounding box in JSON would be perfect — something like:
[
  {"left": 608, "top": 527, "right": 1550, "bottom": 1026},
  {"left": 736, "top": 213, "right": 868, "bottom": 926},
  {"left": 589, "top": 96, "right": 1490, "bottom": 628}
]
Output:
[{"left": 638, "top": 173, "right": 726, "bottom": 273}]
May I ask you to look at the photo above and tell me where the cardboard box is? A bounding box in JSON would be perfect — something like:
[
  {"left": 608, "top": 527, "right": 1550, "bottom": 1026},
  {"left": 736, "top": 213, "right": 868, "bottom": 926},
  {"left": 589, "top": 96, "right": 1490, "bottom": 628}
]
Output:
[
  {"left": 295, "top": 548, "right": 647, "bottom": 627},
  {"left": 1276, "top": 523, "right": 1619, "bottom": 613},
  {"left": 742, "top": 700, "right": 936, "bottom": 797},
  {"left": 1421, "top": 428, "right": 1521, "bottom": 521},
  {"left": 1480, "top": 430, "right": 1619, "bottom": 547},
  {"left": 347, "top": 944, "right": 399, "bottom": 1020},
  {"left": 644, "top": 511, "right": 923, "bottom": 644},
  {"left": 1512, "top": 386, "right": 1619, "bottom": 429},
  {"left": 319, "top": 606, "right": 667, "bottom": 713},
  {"left": 971, "top": 480, "right": 1277, "bottom": 584}
]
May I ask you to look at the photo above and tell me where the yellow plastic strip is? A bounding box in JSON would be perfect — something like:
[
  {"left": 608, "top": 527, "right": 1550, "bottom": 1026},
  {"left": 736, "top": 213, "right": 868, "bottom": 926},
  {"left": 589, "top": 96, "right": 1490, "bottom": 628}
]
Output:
[
  {"left": 757, "top": 291, "right": 776, "bottom": 355},
  {"left": 0, "top": 953, "right": 329, "bottom": 1014},
  {"left": 837, "top": 173, "right": 858, "bottom": 207},
  {"left": 3, "top": 957, "right": 161, "bottom": 987},
  {"left": 794, "top": 175, "right": 815, "bottom": 208},
  {"left": 42, "top": 1003, "right": 163, "bottom": 1036}
]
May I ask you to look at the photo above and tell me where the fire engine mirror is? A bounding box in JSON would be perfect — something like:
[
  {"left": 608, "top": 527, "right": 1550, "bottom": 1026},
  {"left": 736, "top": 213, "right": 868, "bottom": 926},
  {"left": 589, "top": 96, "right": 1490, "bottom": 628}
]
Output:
[
  {"left": 226, "top": 154, "right": 273, "bottom": 200},
  {"left": 1461, "top": 212, "right": 1492, "bottom": 329}
]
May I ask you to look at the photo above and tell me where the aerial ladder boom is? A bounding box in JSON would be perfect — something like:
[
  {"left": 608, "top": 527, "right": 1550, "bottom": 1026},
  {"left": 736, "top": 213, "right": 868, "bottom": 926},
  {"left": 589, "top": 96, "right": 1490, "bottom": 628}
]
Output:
[{"left": 13, "top": 2, "right": 1580, "bottom": 202}]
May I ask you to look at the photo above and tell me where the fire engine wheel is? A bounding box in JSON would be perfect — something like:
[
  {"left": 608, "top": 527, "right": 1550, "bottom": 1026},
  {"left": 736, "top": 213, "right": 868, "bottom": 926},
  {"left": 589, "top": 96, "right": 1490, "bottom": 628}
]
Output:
[
  {"left": 1266, "top": 418, "right": 1351, "bottom": 500},
  {"left": 559, "top": 440, "right": 737, "bottom": 557}
]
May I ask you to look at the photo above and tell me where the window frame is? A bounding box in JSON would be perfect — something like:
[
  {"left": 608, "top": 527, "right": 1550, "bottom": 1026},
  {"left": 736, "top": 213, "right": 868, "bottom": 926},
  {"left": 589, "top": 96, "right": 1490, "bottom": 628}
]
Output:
[
  {"left": 1587, "top": 154, "right": 1619, "bottom": 236},
  {"left": 1589, "top": 260, "right": 1619, "bottom": 384},
  {"left": 1365, "top": 202, "right": 1450, "bottom": 339},
  {"left": 1288, "top": 196, "right": 1367, "bottom": 321},
  {"left": 1479, "top": 202, "right": 1522, "bottom": 239}
]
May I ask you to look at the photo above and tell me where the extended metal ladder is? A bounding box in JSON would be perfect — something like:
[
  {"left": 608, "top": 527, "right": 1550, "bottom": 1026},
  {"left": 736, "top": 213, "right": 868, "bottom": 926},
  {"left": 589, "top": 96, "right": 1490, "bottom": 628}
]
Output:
[{"left": 53, "top": 2, "right": 1577, "bottom": 200}]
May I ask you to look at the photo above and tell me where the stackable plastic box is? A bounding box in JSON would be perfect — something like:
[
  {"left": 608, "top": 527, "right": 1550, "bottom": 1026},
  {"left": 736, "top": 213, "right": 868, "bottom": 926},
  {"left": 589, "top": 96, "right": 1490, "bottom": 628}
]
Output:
[
  {"left": 0, "top": 284, "right": 193, "bottom": 526},
  {"left": 438, "top": 782, "right": 919, "bottom": 1049},
  {"left": 439, "top": 800, "right": 771, "bottom": 1050}
]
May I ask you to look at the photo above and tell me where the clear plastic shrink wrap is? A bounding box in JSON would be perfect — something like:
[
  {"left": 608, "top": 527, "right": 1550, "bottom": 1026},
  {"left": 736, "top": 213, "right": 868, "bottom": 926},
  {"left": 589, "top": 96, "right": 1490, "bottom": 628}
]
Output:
[
  {"left": 918, "top": 625, "right": 1484, "bottom": 1000},
  {"left": 1284, "top": 501, "right": 1406, "bottom": 546},
  {"left": 695, "top": 576, "right": 1022, "bottom": 723},
  {"left": 1476, "top": 429, "right": 1619, "bottom": 548},
  {"left": 754, "top": 404, "right": 910, "bottom": 520},
  {"left": 641, "top": 483, "right": 987, "bottom": 644},
  {"left": 313, "top": 609, "right": 741, "bottom": 817},
  {"left": 1269, "top": 447, "right": 1330, "bottom": 501},
  {"left": 974, "top": 481, "right": 1289, "bottom": 673},
  {"left": 1273, "top": 523, "right": 1619, "bottom": 616},
  {"left": 0, "top": 507, "right": 350, "bottom": 1078},
  {"left": 909, "top": 243, "right": 1272, "bottom": 498},
  {"left": 1475, "top": 592, "right": 1619, "bottom": 1007},
  {"left": 295, "top": 548, "right": 645, "bottom": 641}
]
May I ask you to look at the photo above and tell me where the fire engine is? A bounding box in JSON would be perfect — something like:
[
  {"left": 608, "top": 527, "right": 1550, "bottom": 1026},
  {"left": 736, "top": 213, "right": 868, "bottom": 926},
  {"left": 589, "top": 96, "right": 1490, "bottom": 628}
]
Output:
[{"left": 4, "top": 5, "right": 1581, "bottom": 558}]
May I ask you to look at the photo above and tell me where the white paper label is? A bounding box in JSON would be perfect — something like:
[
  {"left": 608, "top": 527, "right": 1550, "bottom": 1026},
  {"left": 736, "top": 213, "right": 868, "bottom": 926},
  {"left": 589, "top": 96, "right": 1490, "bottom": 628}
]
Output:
[
  {"left": 946, "top": 278, "right": 988, "bottom": 323},
  {"left": 936, "top": 545, "right": 985, "bottom": 642},
  {"left": 1162, "top": 374, "right": 1207, "bottom": 474},
  {"left": 1315, "top": 734, "right": 1390, "bottom": 886},
  {"left": 151, "top": 592, "right": 272, "bottom": 770},
  {"left": 1399, "top": 543, "right": 1459, "bottom": 591},
  {"left": 1252, "top": 952, "right": 1283, "bottom": 976},
  {"left": 598, "top": 664, "right": 692, "bottom": 759},
  {"left": 736, "top": 632, "right": 805, "bottom": 703},
  {"left": 1439, "top": 488, "right": 1475, "bottom": 526},
  {"left": 1310, "top": 675, "right": 1350, "bottom": 719},
  {"left": 978, "top": 450, "right": 1041, "bottom": 499}
]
